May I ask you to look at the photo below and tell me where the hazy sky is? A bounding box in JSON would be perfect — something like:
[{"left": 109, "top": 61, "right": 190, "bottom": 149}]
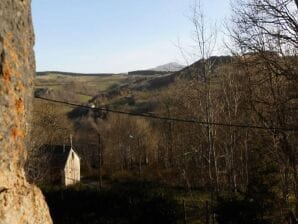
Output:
[{"left": 32, "top": 0, "right": 231, "bottom": 73}]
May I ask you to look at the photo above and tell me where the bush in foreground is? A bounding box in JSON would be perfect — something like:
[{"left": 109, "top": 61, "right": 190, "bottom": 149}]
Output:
[{"left": 42, "top": 181, "right": 182, "bottom": 224}]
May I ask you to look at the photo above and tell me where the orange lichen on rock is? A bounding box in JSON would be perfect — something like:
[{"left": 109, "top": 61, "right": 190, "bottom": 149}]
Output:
[
  {"left": 15, "top": 98, "right": 24, "bottom": 114},
  {"left": 11, "top": 127, "right": 24, "bottom": 139},
  {"left": 9, "top": 51, "right": 20, "bottom": 69},
  {"left": 5, "top": 33, "right": 20, "bottom": 68},
  {"left": 2, "top": 34, "right": 22, "bottom": 82},
  {"left": 3, "top": 66, "right": 10, "bottom": 82}
]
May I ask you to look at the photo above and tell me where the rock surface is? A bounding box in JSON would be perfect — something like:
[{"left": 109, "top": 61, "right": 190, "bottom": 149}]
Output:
[{"left": 0, "top": 0, "right": 52, "bottom": 223}]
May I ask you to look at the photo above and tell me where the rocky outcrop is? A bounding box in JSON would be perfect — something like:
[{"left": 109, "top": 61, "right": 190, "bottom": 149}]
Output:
[{"left": 0, "top": 0, "right": 52, "bottom": 223}]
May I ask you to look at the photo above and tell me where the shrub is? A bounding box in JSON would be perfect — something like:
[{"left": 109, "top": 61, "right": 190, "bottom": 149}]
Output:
[
  {"left": 214, "top": 147, "right": 281, "bottom": 224},
  {"left": 42, "top": 181, "right": 182, "bottom": 224}
]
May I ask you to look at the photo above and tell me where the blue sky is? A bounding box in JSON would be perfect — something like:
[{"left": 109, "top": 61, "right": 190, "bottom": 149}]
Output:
[{"left": 32, "top": 0, "right": 231, "bottom": 73}]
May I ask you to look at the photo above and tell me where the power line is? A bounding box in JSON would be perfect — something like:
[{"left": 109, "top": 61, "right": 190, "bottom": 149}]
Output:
[{"left": 35, "top": 96, "right": 298, "bottom": 132}]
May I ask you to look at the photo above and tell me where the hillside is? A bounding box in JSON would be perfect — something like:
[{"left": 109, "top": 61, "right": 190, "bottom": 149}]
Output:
[
  {"left": 127, "top": 70, "right": 170, "bottom": 76},
  {"left": 173, "top": 55, "right": 233, "bottom": 80},
  {"left": 66, "top": 55, "right": 234, "bottom": 118},
  {"left": 37, "top": 71, "right": 118, "bottom": 77},
  {"left": 34, "top": 73, "right": 128, "bottom": 106}
]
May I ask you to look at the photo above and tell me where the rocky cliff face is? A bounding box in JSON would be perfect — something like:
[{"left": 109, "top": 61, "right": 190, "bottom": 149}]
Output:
[{"left": 0, "top": 0, "right": 52, "bottom": 223}]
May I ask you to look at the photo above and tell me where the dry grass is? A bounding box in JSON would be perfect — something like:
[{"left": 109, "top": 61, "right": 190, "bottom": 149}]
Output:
[{"left": 34, "top": 74, "right": 127, "bottom": 104}]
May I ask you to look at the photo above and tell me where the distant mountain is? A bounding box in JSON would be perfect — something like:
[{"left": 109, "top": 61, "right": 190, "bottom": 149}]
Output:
[{"left": 150, "top": 62, "right": 185, "bottom": 72}]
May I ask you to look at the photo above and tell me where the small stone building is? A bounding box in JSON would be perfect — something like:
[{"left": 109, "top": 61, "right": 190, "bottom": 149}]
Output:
[{"left": 40, "top": 144, "right": 80, "bottom": 186}]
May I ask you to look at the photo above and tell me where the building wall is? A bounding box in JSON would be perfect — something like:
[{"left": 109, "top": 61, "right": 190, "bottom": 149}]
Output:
[{"left": 64, "top": 149, "right": 80, "bottom": 186}]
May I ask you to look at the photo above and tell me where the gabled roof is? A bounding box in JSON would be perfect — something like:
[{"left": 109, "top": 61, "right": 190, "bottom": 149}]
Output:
[{"left": 39, "top": 144, "right": 75, "bottom": 169}]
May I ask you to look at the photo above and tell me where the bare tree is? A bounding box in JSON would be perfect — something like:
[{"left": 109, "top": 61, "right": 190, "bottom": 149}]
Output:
[
  {"left": 231, "top": 0, "right": 298, "bottom": 218},
  {"left": 27, "top": 102, "right": 73, "bottom": 184},
  {"left": 190, "top": 0, "right": 219, "bottom": 190}
]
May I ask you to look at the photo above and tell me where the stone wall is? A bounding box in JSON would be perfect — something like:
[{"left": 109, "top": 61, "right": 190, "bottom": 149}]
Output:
[{"left": 0, "top": 0, "right": 52, "bottom": 223}]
